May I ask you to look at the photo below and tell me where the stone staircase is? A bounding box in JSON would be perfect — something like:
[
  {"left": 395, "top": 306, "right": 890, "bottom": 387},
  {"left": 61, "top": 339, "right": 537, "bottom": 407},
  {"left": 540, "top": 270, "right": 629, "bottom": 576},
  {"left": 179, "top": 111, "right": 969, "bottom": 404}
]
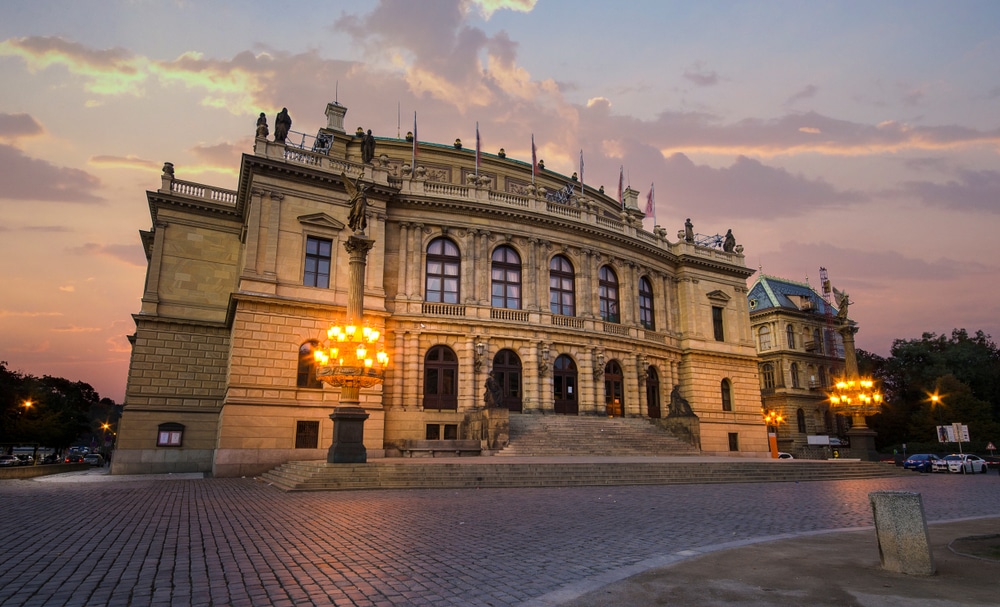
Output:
[
  {"left": 497, "top": 413, "right": 699, "bottom": 457},
  {"left": 259, "top": 458, "right": 906, "bottom": 492}
]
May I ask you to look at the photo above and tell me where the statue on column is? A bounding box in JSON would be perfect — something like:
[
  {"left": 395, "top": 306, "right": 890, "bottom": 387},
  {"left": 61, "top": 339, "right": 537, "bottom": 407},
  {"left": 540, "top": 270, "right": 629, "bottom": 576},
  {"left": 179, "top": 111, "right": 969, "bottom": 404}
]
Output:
[
  {"left": 274, "top": 107, "right": 292, "bottom": 144},
  {"left": 342, "top": 173, "right": 369, "bottom": 234},
  {"left": 684, "top": 218, "right": 694, "bottom": 243}
]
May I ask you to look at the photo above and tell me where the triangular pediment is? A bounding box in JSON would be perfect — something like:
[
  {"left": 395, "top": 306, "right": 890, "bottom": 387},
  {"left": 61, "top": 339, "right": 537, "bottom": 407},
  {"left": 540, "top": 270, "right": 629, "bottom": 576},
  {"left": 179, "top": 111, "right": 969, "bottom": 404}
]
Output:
[
  {"left": 706, "top": 289, "right": 731, "bottom": 303},
  {"left": 297, "top": 213, "right": 345, "bottom": 231}
]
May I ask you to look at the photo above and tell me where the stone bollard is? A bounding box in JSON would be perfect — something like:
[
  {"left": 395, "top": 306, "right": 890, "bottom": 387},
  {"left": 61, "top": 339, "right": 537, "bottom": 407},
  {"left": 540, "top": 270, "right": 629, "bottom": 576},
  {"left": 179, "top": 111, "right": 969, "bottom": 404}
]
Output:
[{"left": 868, "top": 491, "right": 935, "bottom": 575}]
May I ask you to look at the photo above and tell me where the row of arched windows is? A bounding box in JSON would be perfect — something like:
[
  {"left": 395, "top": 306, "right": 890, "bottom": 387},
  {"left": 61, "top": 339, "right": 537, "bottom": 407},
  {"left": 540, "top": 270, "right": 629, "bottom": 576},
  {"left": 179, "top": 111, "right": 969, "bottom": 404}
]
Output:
[
  {"left": 757, "top": 323, "right": 832, "bottom": 354},
  {"left": 297, "top": 342, "right": 737, "bottom": 417},
  {"left": 428, "top": 237, "right": 656, "bottom": 327},
  {"left": 760, "top": 362, "right": 837, "bottom": 390}
]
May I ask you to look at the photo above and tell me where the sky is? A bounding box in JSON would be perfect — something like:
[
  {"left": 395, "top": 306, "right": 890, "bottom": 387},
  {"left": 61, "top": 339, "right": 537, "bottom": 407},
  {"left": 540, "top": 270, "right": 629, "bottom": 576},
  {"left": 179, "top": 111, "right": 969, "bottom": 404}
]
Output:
[{"left": 1, "top": 0, "right": 999, "bottom": 403}]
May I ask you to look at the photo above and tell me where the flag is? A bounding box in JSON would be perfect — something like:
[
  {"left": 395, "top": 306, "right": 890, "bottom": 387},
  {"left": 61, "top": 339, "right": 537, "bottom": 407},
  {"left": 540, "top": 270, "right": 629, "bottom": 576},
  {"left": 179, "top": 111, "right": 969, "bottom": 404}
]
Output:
[
  {"left": 617, "top": 166, "right": 624, "bottom": 208},
  {"left": 531, "top": 133, "right": 537, "bottom": 183},
  {"left": 579, "top": 149, "right": 584, "bottom": 192},
  {"left": 412, "top": 111, "right": 418, "bottom": 168},
  {"left": 645, "top": 182, "right": 655, "bottom": 220},
  {"left": 475, "top": 122, "right": 481, "bottom": 176}
]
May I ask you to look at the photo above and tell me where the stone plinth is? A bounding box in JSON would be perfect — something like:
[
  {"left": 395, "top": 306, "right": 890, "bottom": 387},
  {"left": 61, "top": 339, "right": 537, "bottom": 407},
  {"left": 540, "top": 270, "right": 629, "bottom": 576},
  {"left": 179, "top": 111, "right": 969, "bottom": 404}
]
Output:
[
  {"left": 868, "top": 490, "right": 935, "bottom": 575},
  {"left": 329, "top": 407, "right": 370, "bottom": 464}
]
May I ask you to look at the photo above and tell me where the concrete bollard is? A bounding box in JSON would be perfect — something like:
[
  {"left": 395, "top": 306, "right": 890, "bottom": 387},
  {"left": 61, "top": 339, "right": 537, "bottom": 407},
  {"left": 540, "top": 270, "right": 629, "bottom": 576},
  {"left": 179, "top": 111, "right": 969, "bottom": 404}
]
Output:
[{"left": 868, "top": 491, "right": 935, "bottom": 575}]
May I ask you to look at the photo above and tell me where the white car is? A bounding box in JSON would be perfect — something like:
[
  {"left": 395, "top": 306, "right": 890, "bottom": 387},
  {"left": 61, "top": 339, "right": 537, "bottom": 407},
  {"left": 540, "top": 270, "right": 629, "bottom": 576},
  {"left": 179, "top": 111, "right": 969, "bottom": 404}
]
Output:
[{"left": 942, "top": 454, "right": 989, "bottom": 474}]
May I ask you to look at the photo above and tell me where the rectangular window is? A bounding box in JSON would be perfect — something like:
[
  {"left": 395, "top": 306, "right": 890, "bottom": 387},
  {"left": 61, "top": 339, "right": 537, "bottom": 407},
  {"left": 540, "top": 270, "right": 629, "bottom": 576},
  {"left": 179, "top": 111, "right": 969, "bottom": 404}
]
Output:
[
  {"left": 728, "top": 432, "right": 739, "bottom": 452},
  {"left": 443, "top": 424, "right": 458, "bottom": 440},
  {"left": 295, "top": 421, "right": 319, "bottom": 449},
  {"left": 304, "top": 236, "right": 332, "bottom": 288},
  {"left": 425, "top": 424, "right": 441, "bottom": 440},
  {"left": 712, "top": 306, "right": 725, "bottom": 341},
  {"left": 157, "top": 431, "right": 182, "bottom": 447}
]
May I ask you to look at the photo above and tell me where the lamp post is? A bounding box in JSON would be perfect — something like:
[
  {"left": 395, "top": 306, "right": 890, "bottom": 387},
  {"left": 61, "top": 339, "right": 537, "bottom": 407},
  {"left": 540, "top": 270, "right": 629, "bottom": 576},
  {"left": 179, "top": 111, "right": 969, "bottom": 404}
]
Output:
[
  {"left": 762, "top": 408, "right": 784, "bottom": 458},
  {"left": 312, "top": 179, "right": 388, "bottom": 464},
  {"left": 827, "top": 294, "right": 883, "bottom": 461}
]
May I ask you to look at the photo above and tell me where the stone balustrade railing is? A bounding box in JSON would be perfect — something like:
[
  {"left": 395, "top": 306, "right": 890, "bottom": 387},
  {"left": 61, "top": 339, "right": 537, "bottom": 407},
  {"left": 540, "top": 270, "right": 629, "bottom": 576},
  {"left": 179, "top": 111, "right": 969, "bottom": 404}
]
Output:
[{"left": 168, "top": 178, "right": 238, "bottom": 205}]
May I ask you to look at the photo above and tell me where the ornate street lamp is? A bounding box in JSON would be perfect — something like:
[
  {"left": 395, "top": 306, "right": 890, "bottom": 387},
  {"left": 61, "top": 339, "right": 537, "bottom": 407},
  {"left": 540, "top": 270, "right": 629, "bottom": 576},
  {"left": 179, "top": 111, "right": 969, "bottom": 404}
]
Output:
[
  {"left": 762, "top": 408, "right": 784, "bottom": 458},
  {"left": 827, "top": 292, "right": 883, "bottom": 461},
  {"left": 312, "top": 173, "right": 388, "bottom": 463}
]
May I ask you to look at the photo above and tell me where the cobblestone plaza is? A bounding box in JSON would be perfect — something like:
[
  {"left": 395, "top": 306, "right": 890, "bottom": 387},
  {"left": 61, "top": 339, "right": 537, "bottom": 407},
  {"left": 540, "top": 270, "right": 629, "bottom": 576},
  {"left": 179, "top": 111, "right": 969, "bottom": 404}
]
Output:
[{"left": 2, "top": 473, "right": 998, "bottom": 606}]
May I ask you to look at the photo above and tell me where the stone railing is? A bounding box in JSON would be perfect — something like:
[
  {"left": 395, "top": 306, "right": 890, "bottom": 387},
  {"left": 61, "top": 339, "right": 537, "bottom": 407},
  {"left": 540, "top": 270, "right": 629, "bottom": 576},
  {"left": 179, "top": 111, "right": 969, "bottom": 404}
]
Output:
[
  {"left": 169, "top": 179, "right": 237, "bottom": 205},
  {"left": 490, "top": 308, "right": 529, "bottom": 322},
  {"left": 641, "top": 329, "right": 668, "bottom": 344},
  {"left": 551, "top": 315, "right": 585, "bottom": 329},
  {"left": 603, "top": 322, "right": 631, "bottom": 337},
  {"left": 422, "top": 302, "right": 466, "bottom": 317}
]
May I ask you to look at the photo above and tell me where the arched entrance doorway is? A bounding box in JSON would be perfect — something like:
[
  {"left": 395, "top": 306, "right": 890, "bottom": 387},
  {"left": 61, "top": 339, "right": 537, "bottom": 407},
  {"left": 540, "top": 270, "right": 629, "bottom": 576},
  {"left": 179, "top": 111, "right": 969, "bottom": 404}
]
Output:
[
  {"left": 646, "top": 366, "right": 661, "bottom": 418},
  {"left": 492, "top": 349, "right": 522, "bottom": 412},
  {"left": 604, "top": 360, "right": 624, "bottom": 416},
  {"left": 553, "top": 354, "right": 578, "bottom": 415}
]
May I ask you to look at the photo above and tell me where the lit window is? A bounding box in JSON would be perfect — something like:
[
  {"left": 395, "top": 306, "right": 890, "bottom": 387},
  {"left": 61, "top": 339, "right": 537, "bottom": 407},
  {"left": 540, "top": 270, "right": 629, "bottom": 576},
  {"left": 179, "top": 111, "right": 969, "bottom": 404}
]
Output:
[
  {"left": 297, "top": 340, "right": 323, "bottom": 389},
  {"left": 156, "top": 423, "right": 184, "bottom": 447}
]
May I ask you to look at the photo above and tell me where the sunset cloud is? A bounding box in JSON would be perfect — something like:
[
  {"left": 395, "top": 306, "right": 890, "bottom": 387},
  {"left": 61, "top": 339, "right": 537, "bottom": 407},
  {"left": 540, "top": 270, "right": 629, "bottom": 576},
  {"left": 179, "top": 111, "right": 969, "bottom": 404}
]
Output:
[
  {"left": 0, "top": 144, "right": 102, "bottom": 203},
  {"left": 683, "top": 62, "right": 720, "bottom": 87},
  {"left": 0, "top": 112, "right": 44, "bottom": 141},
  {"left": 898, "top": 169, "right": 1000, "bottom": 213},
  {"left": 89, "top": 155, "right": 159, "bottom": 170},
  {"left": 67, "top": 243, "right": 146, "bottom": 267}
]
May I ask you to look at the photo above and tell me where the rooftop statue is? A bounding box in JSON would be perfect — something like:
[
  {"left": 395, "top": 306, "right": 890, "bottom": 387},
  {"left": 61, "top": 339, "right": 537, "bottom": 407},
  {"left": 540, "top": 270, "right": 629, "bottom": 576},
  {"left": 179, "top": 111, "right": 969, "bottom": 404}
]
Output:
[
  {"left": 361, "top": 129, "right": 376, "bottom": 164},
  {"left": 723, "top": 229, "right": 736, "bottom": 252},
  {"left": 274, "top": 108, "right": 292, "bottom": 144},
  {"left": 255, "top": 113, "right": 269, "bottom": 139},
  {"left": 684, "top": 218, "right": 694, "bottom": 243}
]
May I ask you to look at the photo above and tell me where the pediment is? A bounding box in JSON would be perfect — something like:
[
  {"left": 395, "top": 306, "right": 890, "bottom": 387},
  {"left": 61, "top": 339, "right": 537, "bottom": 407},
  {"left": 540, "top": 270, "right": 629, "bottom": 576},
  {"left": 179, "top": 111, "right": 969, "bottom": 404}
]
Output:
[
  {"left": 706, "top": 289, "right": 731, "bottom": 303},
  {"left": 298, "top": 213, "right": 345, "bottom": 231}
]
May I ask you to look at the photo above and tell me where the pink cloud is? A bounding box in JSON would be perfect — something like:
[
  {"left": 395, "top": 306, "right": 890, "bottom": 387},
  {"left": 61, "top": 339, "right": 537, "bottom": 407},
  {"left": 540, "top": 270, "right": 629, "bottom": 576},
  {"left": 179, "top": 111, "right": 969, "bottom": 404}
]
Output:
[
  {"left": 67, "top": 242, "right": 146, "bottom": 267},
  {"left": 0, "top": 112, "right": 43, "bottom": 140},
  {"left": 898, "top": 169, "right": 1000, "bottom": 213},
  {"left": 0, "top": 143, "right": 102, "bottom": 203}
]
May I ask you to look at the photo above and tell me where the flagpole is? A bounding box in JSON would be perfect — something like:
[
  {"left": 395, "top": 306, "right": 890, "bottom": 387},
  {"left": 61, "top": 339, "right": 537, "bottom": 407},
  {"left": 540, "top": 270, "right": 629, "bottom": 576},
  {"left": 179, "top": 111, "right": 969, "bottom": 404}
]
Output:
[
  {"left": 412, "top": 111, "right": 417, "bottom": 169},
  {"left": 475, "top": 121, "right": 480, "bottom": 177},
  {"left": 531, "top": 134, "right": 536, "bottom": 185}
]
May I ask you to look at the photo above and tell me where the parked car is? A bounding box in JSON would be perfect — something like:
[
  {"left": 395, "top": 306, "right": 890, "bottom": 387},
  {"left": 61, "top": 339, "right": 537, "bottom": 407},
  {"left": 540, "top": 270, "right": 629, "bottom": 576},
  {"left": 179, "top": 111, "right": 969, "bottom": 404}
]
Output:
[
  {"left": 83, "top": 453, "right": 104, "bottom": 467},
  {"left": 777, "top": 452, "right": 794, "bottom": 459},
  {"left": 0, "top": 455, "right": 20, "bottom": 467},
  {"left": 902, "top": 453, "right": 942, "bottom": 473},
  {"left": 64, "top": 454, "right": 85, "bottom": 463},
  {"left": 15, "top": 455, "right": 33, "bottom": 466},
  {"left": 942, "top": 454, "right": 989, "bottom": 474}
]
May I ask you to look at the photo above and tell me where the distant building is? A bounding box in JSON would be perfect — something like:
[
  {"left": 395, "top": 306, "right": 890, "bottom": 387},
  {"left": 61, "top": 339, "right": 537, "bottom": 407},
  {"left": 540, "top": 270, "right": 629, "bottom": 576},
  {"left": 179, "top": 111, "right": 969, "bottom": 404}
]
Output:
[
  {"left": 747, "top": 274, "right": 847, "bottom": 457},
  {"left": 113, "top": 102, "right": 768, "bottom": 477}
]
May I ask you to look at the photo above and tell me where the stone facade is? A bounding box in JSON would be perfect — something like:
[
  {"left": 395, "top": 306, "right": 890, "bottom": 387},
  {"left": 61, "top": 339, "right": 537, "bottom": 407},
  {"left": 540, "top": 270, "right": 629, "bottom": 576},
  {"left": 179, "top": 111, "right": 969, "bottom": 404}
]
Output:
[
  {"left": 114, "top": 102, "right": 769, "bottom": 477},
  {"left": 747, "top": 274, "right": 847, "bottom": 458}
]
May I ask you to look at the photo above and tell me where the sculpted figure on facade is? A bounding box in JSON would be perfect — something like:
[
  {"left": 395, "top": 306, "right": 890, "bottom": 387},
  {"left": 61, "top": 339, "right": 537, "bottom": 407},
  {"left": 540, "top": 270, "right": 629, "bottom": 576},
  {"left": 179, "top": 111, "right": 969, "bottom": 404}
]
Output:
[
  {"left": 255, "top": 113, "right": 269, "bottom": 139},
  {"left": 484, "top": 372, "right": 504, "bottom": 409},
  {"left": 361, "top": 129, "right": 376, "bottom": 164},
  {"left": 723, "top": 229, "right": 736, "bottom": 252},
  {"left": 274, "top": 108, "right": 292, "bottom": 144},
  {"left": 342, "top": 173, "right": 369, "bottom": 234},
  {"left": 668, "top": 384, "right": 695, "bottom": 417},
  {"left": 684, "top": 218, "right": 694, "bottom": 243}
]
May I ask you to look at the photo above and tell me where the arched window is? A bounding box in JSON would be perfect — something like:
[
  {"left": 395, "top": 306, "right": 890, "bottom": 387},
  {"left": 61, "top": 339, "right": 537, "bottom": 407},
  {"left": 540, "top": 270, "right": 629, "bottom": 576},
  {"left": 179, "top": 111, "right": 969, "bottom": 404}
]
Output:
[
  {"left": 491, "top": 246, "right": 522, "bottom": 309},
  {"left": 604, "top": 360, "right": 624, "bottom": 417},
  {"left": 790, "top": 362, "right": 800, "bottom": 389},
  {"left": 761, "top": 363, "right": 775, "bottom": 389},
  {"left": 549, "top": 255, "right": 575, "bottom": 316},
  {"left": 758, "top": 326, "right": 772, "bottom": 351},
  {"left": 813, "top": 328, "right": 823, "bottom": 354},
  {"left": 639, "top": 276, "right": 655, "bottom": 330},
  {"left": 786, "top": 324, "right": 796, "bottom": 349},
  {"left": 492, "top": 349, "right": 522, "bottom": 412},
  {"left": 721, "top": 378, "right": 733, "bottom": 412},
  {"left": 426, "top": 238, "right": 460, "bottom": 304},
  {"left": 818, "top": 367, "right": 827, "bottom": 388},
  {"left": 423, "top": 346, "right": 458, "bottom": 410},
  {"left": 296, "top": 340, "right": 323, "bottom": 389},
  {"left": 598, "top": 265, "right": 619, "bottom": 323},
  {"left": 553, "top": 354, "right": 578, "bottom": 415},
  {"left": 797, "top": 408, "right": 807, "bottom": 433}
]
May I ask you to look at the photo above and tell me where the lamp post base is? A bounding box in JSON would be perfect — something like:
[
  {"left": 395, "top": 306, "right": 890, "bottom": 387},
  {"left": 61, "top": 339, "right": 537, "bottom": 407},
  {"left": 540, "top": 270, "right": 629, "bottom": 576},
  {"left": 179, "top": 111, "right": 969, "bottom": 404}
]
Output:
[
  {"left": 847, "top": 426, "right": 879, "bottom": 462},
  {"left": 328, "top": 406, "right": 370, "bottom": 464}
]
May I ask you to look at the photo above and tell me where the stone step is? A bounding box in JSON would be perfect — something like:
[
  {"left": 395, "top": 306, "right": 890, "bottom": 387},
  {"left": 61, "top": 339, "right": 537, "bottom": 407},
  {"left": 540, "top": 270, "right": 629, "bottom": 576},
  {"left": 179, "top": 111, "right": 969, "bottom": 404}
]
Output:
[
  {"left": 259, "top": 459, "right": 906, "bottom": 492},
  {"left": 498, "top": 413, "right": 699, "bottom": 457}
]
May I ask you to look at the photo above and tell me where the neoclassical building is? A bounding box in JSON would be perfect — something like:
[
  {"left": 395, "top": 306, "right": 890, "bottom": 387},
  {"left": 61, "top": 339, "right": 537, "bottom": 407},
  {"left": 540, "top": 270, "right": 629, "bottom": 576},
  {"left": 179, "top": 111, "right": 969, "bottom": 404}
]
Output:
[
  {"left": 747, "top": 274, "right": 847, "bottom": 457},
  {"left": 113, "top": 101, "right": 768, "bottom": 477}
]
